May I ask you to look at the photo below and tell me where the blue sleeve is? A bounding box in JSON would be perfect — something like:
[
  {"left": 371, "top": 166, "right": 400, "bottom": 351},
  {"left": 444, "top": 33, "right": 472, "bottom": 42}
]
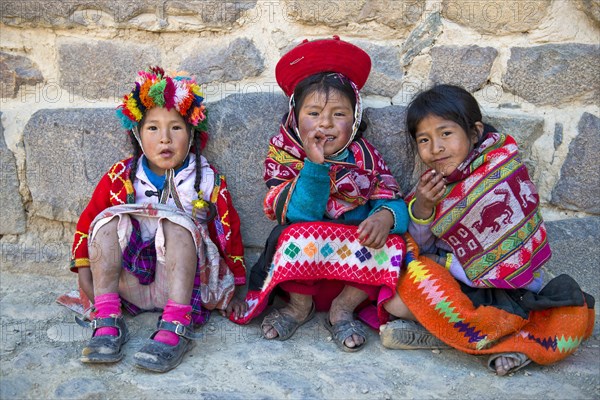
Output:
[
  {"left": 368, "top": 198, "right": 409, "bottom": 234},
  {"left": 286, "top": 160, "right": 331, "bottom": 223}
]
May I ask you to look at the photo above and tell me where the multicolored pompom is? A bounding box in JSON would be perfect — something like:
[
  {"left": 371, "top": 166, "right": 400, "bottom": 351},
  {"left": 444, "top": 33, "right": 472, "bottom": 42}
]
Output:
[{"left": 116, "top": 67, "right": 207, "bottom": 131}]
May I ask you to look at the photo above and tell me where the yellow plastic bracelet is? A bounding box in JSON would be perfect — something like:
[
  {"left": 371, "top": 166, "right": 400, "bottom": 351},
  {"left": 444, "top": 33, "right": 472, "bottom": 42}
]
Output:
[
  {"left": 408, "top": 198, "right": 435, "bottom": 225},
  {"left": 444, "top": 253, "right": 453, "bottom": 270}
]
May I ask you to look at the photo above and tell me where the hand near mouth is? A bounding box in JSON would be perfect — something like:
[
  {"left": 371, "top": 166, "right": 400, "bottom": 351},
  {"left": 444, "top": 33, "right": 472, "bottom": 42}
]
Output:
[
  {"left": 303, "top": 130, "right": 326, "bottom": 164},
  {"left": 412, "top": 170, "right": 446, "bottom": 219}
]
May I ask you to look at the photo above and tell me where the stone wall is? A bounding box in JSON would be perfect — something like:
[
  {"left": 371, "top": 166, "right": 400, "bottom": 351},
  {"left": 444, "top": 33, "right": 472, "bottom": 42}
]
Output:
[{"left": 1, "top": 0, "right": 599, "bottom": 276}]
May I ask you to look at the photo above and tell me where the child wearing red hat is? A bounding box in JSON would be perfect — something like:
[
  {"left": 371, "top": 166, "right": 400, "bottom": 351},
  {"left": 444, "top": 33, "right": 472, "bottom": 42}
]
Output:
[
  {"left": 69, "top": 67, "right": 247, "bottom": 372},
  {"left": 231, "top": 37, "right": 409, "bottom": 352}
]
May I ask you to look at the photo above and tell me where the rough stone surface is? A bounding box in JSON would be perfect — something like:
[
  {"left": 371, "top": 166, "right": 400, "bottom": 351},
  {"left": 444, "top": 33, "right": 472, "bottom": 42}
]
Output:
[
  {"left": 484, "top": 111, "right": 544, "bottom": 176},
  {"left": 0, "top": 51, "right": 44, "bottom": 98},
  {"left": 551, "top": 112, "right": 600, "bottom": 214},
  {"left": 181, "top": 38, "right": 265, "bottom": 84},
  {"left": 54, "top": 378, "right": 107, "bottom": 399},
  {"left": 575, "top": 0, "right": 600, "bottom": 27},
  {"left": 353, "top": 41, "right": 403, "bottom": 98},
  {"left": 429, "top": 46, "right": 498, "bottom": 92},
  {"left": 0, "top": 0, "right": 255, "bottom": 30},
  {"left": 58, "top": 40, "right": 160, "bottom": 100},
  {"left": 400, "top": 13, "right": 443, "bottom": 68},
  {"left": 554, "top": 123, "right": 563, "bottom": 150},
  {"left": 503, "top": 44, "right": 600, "bottom": 106},
  {"left": 363, "top": 105, "right": 415, "bottom": 194},
  {"left": 0, "top": 221, "right": 598, "bottom": 399},
  {"left": 204, "top": 92, "right": 288, "bottom": 248},
  {"left": 0, "top": 112, "right": 27, "bottom": 235},
  {"left": 442, "top": 0, "right": 553, "bottom": 35},
  {"left": 283, "top": 0, "right": 425, "bottom": 31},
  {"left": 544, "top": 217, "right": 600, "bottom": 303},
  {"left": 24, "top": 108, "right": 131, "bottom": 223}
]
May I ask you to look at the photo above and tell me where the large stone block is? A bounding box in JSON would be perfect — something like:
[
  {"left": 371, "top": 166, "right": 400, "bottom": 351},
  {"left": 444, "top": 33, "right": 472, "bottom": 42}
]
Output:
[
  {"left": 203, "top": 93, "right": 288, "bottom": 248},
  {"left": 400, "top": 13, "right": 443, "bottom": 68},
  {"left": 180, "top": 38, "right": 264, "bottom": 84},
  {"left": 544, "top": 217, "right": 600, "bottom": 303},
  {"left": 503, "top": 44, "right": 600, "bottom": 106},
  {"left": 484, "top": 111, "right": 544, "bottom": 176},
  {"left": 441, "top": 0, "right": 552, "bottom": 35},
  {"left": 283, "top": 0, "right": 424, "bottom": 31},
  {"left": 574, "top": 0, "right": 600, "bottom": 27},
  {"left": 353, "top": 41, "right": 403, "bottom": 98},
  {"left": 0, "top": 112, "right": 27, "bottom": 234},
  {"left": 24, "top": 109, "right": 131, "bottom": 223},
  {"left": 58, "top": 40, "right": 161, "bottom": 101},
  {"left": 429, "top": 46, "right": 497, "bottom": 92},
  {"left": 0, "top": 52, "right": 43, "bottom": 99},
  {"left": 0, "top": 1, "right": 255, "bottom": 30},
  {"left": 551, "top": 113, "right": 600, "bottom": 214},
  {"left": 363, "top": 105, "right": 415, "bottom": 194}
]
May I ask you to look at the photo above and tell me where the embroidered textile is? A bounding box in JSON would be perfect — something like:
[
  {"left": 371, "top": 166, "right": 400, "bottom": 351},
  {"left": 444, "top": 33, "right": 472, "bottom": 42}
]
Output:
[
  {"left": 264, "top": 120, "right": 400, "bottom": 223},
  {"left": 397, "top": 235, "right": 595, "bottom": 365},
  {"left": 70, "top": 157, "right": 246, "bottom": 285},
  {"left": 232, "top": 222, "right": 406, "bottom": 325},
  {"left": 409, "top": 133, "right": 551, "bottom": 289}
]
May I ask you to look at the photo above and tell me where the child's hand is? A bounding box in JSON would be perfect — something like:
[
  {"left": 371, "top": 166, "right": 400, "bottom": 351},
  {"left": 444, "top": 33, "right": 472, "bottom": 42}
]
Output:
[
  {"left": 357, "top": 209, "right": 394, "bottom": 249},
  {"left": 219, "top": 294, "right": 248, "bottom": 319},
  {"left": 303, "top": 129, "right": 326, "bottom": 164},
  {"left": 413, "top": 170, "right": 446, "bottom": 219}
]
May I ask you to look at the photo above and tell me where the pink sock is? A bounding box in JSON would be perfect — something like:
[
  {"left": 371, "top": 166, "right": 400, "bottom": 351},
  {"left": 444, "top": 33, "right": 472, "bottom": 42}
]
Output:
[
  {"left": 153, "top": 299, "right": 192, "bottom": 346},
  {"left": 93, "top": 293, "right": 121, "bottom": 337}
]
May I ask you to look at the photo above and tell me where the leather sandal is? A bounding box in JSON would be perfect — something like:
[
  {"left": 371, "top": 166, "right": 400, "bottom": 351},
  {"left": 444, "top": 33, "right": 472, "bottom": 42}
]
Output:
[
  {"left": 133, "top": 319, "right": 202, "bottom": 373},
  {"left": 76, "top": 315, "right": 129, "bottom": 363},
  {"left": 379, "top": 319, "right": 450, "bottom": 350},
  {"left": 261, "top": 303, "right": 316, "bottom": 341},
  {"left": 324, "top": 317, "right": 367, "bottom": 353}
]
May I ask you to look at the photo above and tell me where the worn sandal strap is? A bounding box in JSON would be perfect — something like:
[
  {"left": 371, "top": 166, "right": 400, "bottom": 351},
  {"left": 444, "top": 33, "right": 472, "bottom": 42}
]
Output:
[
  {"left": 76, "top": 316, "right": 126, "bottom": 332},
  {"left": 156, "top": 320, "right": 203, "bottom": 340},
  {"left": 332, "top": 320, "right": 367, "bottom": 343}
]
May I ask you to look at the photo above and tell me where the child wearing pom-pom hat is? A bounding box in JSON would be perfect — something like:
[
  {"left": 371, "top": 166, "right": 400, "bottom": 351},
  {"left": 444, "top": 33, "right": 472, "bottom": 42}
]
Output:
[{"left": 70, "top": 66, "right": 246, "bottom": 372}]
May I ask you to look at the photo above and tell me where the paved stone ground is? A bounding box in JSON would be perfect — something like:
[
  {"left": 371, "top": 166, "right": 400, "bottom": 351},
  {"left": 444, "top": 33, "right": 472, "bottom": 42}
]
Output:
[{"left": 1, "top": 217, "right": 599, "bottom": 399}]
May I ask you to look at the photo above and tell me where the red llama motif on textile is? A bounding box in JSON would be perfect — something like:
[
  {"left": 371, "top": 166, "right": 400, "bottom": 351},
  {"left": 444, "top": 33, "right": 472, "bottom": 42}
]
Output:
[{"left": 471, "top": 188, "right": 513, "bottom": 233}]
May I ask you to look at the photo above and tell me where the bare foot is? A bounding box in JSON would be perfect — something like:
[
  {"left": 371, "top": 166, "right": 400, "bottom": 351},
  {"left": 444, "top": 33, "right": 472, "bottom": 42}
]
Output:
[
  {"left": 494, "top": 355, "right": 518, "bottom": 376},
  {"left": 262, "top": 293, "right": 312, "bottom": 339},
  {"left": 328, "top": 286, "right": 368, "bottom": 349}
]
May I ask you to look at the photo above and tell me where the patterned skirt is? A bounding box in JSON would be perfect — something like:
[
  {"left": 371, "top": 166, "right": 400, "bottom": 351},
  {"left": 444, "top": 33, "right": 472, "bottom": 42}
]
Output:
[
  {"left": 232, "top": 221, "right": 406, "bottom": 327},
  {"left": 89, "top": 203, "right": 235, "bottom": 324},
  {"left": 398, "top": 235, "right": 595, "bottom": 365}
]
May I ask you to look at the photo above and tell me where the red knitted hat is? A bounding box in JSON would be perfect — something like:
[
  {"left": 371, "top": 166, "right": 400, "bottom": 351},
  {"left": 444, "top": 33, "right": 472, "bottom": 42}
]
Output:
[{"left": 276, "top": 35, "right": 372, "bottom": 96}]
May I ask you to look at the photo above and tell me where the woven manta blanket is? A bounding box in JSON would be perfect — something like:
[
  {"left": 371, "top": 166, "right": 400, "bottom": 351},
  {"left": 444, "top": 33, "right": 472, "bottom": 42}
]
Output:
[
  {"left": 427, "top": 133, "right": 551, "bottom": 289},
  {"left": 263, "top": 123, "right": 400, "bottom": 223},
  {"left": 232, "top": 222, "right": 406, "bottom": 325},
  {"left": 398, "top": 236, "right": 595, "bottom": 365}
]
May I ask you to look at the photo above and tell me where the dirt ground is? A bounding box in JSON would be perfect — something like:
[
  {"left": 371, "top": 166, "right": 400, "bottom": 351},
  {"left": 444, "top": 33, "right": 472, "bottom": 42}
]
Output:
[{"left": 0, "top": 268, "right": 599, "bottom": 400}]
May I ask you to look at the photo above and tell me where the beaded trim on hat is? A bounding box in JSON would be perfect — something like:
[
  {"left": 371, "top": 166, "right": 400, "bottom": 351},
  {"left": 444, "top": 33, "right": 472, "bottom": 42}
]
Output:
[{"left": 116, "top": 66, "right": 207, "bottom": 132}]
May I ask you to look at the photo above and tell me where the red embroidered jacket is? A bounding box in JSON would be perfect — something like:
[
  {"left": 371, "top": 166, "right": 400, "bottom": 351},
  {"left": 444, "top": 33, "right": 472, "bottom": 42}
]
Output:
[{"left": 70, "top": 157, "right": 246, "bottom": 285}]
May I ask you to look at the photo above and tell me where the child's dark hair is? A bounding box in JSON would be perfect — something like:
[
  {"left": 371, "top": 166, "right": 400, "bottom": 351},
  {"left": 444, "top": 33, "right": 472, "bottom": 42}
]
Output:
[
  {"left": 293, "top": 72, "right": 367, "bottom": 138},
  {"left": 406, "top": 84, "right": 483, "bottom": 142},
  {"left": 128, "top": 124, "right": 216, "bottom": 222}
]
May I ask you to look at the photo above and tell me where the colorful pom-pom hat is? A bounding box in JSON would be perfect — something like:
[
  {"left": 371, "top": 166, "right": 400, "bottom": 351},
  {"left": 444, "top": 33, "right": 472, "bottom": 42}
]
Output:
[
  {"left": 275, "top": 35, "right": 372, "bottom": 97},
  {"left": 116, "top": 66, "right": 207, "bottom": 132}
]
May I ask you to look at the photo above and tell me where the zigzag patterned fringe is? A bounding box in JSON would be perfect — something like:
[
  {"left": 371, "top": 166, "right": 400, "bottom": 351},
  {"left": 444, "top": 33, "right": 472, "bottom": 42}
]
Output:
[{"left": 397, "top": 235, "right": 594, "bottom": 365}]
